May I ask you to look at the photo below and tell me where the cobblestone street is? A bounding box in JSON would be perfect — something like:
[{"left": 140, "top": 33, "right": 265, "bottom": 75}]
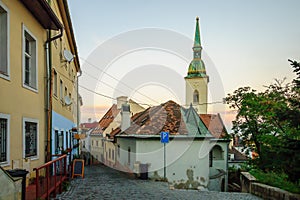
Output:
[{"left": 55, "top": 164, "right": 261, "bottom": 200}]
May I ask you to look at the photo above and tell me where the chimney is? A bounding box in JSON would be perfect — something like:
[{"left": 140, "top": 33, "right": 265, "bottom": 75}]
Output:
[
  {"left": 88, "top": 118, "right": 92, "bottom": 123},
  {"left": 121, "top": 102, "right": 131, "bottom": 132},
  {"left": 117, "top": 96, "right": 128, "bottom": 109}
]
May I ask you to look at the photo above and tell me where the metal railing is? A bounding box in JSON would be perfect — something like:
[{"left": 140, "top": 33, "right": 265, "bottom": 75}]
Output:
[{"left": 33, "top": 154, "right": 67, "bottom": 199}]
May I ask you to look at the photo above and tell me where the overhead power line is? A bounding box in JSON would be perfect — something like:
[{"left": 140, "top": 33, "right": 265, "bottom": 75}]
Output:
[
  {"left": 79, "top": 85, "right": 116, "bottom": 100},
  {"left": 79, "top": 57, "right": 160, "bottom": 104}
]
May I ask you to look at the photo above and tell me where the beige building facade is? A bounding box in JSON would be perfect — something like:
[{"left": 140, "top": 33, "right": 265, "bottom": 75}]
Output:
[{"left": 0, "top": 0, "right": 80, "bottom": 181}]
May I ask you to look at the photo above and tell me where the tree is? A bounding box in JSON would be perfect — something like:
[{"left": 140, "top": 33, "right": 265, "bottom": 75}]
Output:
[{"left": 226, "top": 60, "right": 300, "bottom": 183}]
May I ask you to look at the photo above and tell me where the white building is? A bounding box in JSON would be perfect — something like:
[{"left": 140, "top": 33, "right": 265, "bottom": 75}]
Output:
[{"left": 108, "top": 17, "right": 230, "bottom": 191}]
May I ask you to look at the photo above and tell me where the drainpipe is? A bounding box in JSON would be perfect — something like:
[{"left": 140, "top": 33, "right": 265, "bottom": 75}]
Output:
[
  {"left": 45, "top": 28, "right": 63, "bottom": 162},
  {"left": 76, "top": 69, "right": 82, "bottom": 156}
]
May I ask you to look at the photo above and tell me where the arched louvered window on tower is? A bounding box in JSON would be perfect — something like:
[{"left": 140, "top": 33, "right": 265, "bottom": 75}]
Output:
[{"left": 193, "top": 90, "right": 199, "bottom": 104}]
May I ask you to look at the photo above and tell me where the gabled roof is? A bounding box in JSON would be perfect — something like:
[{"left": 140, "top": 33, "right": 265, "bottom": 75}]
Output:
[
  {"left": 80, "top": 122, "right": 99, "bottom": 129},
  {"left": 116, "top": 100, "right": 211, "bottom": 137},
  {"left": 199, "top": 114, "right": 228, "bottom": 139},
  {"left": 91, "top": 104, "right": 119, "bottom": 135},
  {"left": 181, "top": 104, "right": 211, "bottom": 137},
  {"left": 229, "top": 147, "right": 248, "bottom": 161}
]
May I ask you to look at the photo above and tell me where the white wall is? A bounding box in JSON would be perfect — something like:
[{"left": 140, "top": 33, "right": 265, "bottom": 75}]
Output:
[
  {"left": 117, "top": 138, "right": 136, "bottom": 170},
  {"left": 118, "top": 137, "right": 211, "bottom": 187}
]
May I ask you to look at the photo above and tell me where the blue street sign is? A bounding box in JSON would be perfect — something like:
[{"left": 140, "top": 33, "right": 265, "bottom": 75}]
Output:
[{"left": 160, "top": 132, "right": 169, "bottom": 143}]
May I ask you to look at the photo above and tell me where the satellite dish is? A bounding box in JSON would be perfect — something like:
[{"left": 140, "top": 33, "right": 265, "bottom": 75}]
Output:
[
  {"left": 64, "top": 96, "right": 72, "bottom": 106},
  {"left": 63, "top": 49, "right": 74, "bottom": 62}
]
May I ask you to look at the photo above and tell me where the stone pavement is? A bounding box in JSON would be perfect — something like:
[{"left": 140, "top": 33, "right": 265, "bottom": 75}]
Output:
[{"left": 54, "top": 164, "right": 261, "bottom": 200}]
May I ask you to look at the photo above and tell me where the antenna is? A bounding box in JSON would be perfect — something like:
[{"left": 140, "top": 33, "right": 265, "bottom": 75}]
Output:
[
  {"left": 64, "top": 96, "right": 72, "bottom": 106},
  {"left": 63, "top": 49, "right": 74, "bottom": 63}
]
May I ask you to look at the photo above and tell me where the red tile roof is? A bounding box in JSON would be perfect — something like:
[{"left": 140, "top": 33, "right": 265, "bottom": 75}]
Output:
[
  {"left": 91, "top": 104, "right": 120, "bottom": 135},
  {"left": 119, "top": 100, "right": 188, "bottom": 136},
  {"left": 229, "top": 147, "right": 248, "bottom": 161},
  {"left": 109, "top": 101, "right": 228, "bottom": 140},
  {"left": 80, "top": 122, "right": 99, "bottom": 129},
  {"left": 199, "top": 114, "right": 228, "bottom": 139}
]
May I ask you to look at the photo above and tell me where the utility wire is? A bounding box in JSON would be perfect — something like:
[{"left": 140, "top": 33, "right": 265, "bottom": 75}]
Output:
[
  {"left": 81, "top": 71, "right": 154, "bottom": 107},
  {"left": 79, "top": 85, "right": 116, "bottom": 100},
  {"left": 82, "top": 71, "right": 128, "bottom": 96},
  {"left": 79, "top": 57, "right": 160, "bottom": 104},
  {"left": 79, "top": 83, "right": 224, "bottom": 107}
]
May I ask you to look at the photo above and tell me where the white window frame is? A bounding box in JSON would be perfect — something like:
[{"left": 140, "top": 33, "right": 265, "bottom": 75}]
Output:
[
  {"left": 23, "top": 117, "right": 39, "bottom": 160},
  {"left": 22, "top": 24, "right": 38, "bottom": 92},
  {"left": 53, "top": 69, "right": 58, "bottom": 97},
  {"left": 0, "top": 113, "right": 10, "bottom": 166},
  {"left": 0, "top": 1, "right": 10, "bottom": 80}
]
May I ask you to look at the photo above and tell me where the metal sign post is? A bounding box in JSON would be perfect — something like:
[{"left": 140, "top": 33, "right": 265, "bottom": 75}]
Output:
[{"left": 160, "top": 132, "right": 169, "bottom": 179}]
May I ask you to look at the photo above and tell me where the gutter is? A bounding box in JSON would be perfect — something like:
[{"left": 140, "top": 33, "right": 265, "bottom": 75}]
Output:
[{"left": 45, "top": 28, "right": 63, "bottom": 162}]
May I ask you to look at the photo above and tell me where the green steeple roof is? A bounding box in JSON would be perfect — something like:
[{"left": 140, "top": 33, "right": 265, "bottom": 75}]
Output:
[
  {"left": 194, "top": 17, "right": 201, "bottom": 47},
  {"left": 186, "top": 17, "right": 207, "bottom": 78}
]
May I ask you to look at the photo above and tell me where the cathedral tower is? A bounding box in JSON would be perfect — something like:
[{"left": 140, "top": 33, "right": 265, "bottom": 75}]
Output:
[{"left": 185, "top": 17, "right": 209, "bottom": 114}]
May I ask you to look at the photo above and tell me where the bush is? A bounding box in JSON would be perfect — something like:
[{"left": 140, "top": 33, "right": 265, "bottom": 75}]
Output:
[{"left": 249, "top": 169, "right": 300, "bottom": 194}]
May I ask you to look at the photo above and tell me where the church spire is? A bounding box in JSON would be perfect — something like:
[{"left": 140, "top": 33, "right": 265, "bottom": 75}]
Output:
[
  {"left": 186, "top": 17, "right": 206, "bottom": 78},
  {"left": 194, "top": 17, "right": 201, "bottom": 48}
]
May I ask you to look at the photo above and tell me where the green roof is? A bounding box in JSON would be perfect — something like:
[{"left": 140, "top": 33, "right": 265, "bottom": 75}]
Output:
[
  {"left": 186, "top": 17, "right": 207, "bottom": 78},
  {"left": 181, "top": 105, "right": 211, "bottom": 138},
  {"left": 194, "top": 17, "right": 201, "bottom": 47}
]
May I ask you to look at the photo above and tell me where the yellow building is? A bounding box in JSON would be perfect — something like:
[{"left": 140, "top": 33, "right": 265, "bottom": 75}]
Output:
[
  {"left": 0, "top": 0, "right": 80, "bottom": 180},
  {"left": 46, "top": 0, "right": 81, "bottom": 160}
]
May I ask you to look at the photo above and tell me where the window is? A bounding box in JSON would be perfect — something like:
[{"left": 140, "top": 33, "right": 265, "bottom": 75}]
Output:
[
  {"left": 55, "top": 130, "right": 59, "bottom": 153},
  {"left": 59, "top": 131, "right": 64, "bottom": 150},
  {"left": 0, "top": 2, "right": 9, "bottom": 79},
  {"left": 69, "top": 131, "right": 72, "bottom": 148},
  {"left": 210, "top": 145, "right": 223, "bottom": 163},
  {"left": 23, "top": 118, "right": 38, "bottom": 158},
  {"left": 96, "top": 140, "right": 98, "bottom": 147},
  {"left": 193, "top": 90, "right": 199, "bottom": 104},
  {"left": 64, "top": 86, "right": 67, "bottom": 97},
  {"left": 54, "top": 130, "right": 64, "bottom": 153},
  {"left": 117, "top": 145, "right": 120, "bottom": 157},
  {"left": 69, "top": 92, "right": 72, "bottom": 111},
  {"left": 23, "top": 25, "right": 37, "bottom": 90},
  {"left": 53, "top": 70, "right": 57, "bottom": 96},
  {"left": 128, "top": 147, "right": 131, "bottom": 165},
  {"left": 0, "top": 113, "right": 9, "bottom": 164},
  {"left": 109, "top": 149, "right": 111, "bottom": 159},
  {"left": 112, "top": 149, "right": 114, "bottom": 160},
  {"left": 92, "top": 140, "right": 94, "bottom": 146},
  {"left": 60, "top": 79, "right": 63, "bottom": 99},
  {"left": 209, "top": 150, "right": 213, "bottom": 167},
  {"left": 66, "top": 131, "right": 69, "bottom": 149}
]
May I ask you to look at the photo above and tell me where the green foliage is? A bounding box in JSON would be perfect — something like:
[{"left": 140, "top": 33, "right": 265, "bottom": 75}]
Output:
[
  {"left": 226, "top": 60, "right": 300, "bottom": 183},
  {"left": 249, "top": 169, "right": 300, "bottom": 194}
]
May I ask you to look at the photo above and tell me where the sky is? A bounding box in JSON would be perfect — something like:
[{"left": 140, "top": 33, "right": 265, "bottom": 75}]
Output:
[{"left": 68, "top": 0, "right": 300, "bottom": 130}]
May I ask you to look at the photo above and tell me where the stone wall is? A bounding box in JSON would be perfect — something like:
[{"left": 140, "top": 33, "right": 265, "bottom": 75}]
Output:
[
  {"left": 240, "top": 172, "right": 300, "bottom": 200},
  {"left": 251, "top": 182, "right": 300, "bottom": 200}
]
